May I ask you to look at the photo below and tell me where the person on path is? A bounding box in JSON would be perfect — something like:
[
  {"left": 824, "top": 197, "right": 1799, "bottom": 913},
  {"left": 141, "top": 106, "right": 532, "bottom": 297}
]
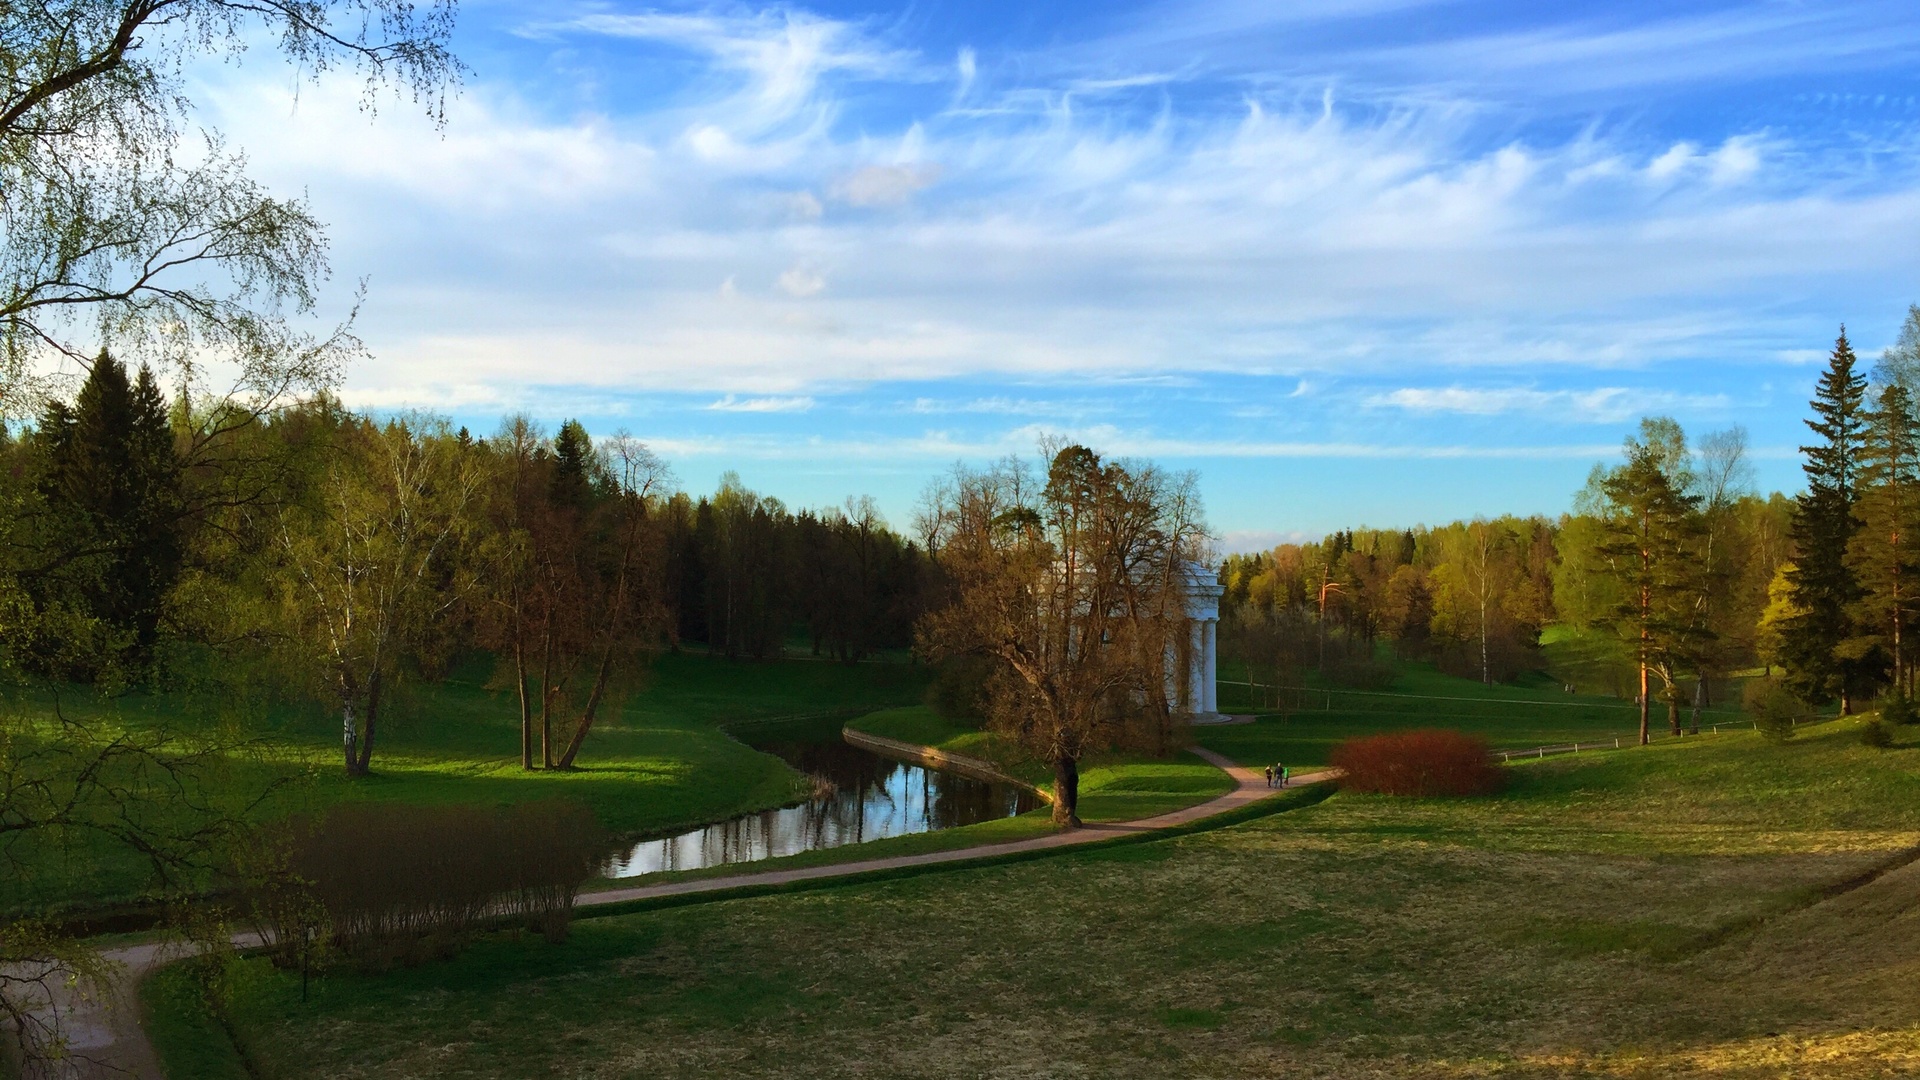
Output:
[
  {"left": 1264, "top": 766, "right": 1274, "bottom": 787},
  {"left": 1274, "top": 763, "right": 1285, "bottom": 788},
  {"left": 1281, "top": 765, "right": 1291, "bottom": 787}
]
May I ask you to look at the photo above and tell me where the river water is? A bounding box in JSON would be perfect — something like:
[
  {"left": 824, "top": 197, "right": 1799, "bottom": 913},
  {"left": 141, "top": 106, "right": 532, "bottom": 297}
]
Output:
[{"left": 603, "top": 718, "right": 1043, "bottom": 878}]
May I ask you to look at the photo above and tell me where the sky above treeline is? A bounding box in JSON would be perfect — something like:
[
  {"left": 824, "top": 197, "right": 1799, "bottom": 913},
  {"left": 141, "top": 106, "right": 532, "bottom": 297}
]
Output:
[{"left": 196, "top": 0, "right": 1920, "bottom": 550}]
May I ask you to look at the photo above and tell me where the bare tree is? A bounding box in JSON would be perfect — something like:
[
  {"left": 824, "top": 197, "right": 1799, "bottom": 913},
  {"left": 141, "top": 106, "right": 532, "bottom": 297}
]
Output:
[
  {"left": 917, "top": 445, "right": 1210, "bottom": 825},
  {"left": 554, "top": 435, "right": 672, "bottom": 769}
]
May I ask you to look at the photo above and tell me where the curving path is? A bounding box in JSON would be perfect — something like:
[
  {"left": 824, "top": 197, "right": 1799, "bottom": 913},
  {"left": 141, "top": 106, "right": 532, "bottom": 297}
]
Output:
[
  {"left": 582, "top": 746, "right": 1333, "bottom": 908},
  {"left": 8, "top": 746, "right": 1334, "bottom": 1080}
]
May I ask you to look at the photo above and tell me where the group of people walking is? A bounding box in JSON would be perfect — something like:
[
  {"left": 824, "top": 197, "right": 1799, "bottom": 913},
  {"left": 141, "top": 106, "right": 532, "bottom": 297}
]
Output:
[{"left": 1264, "top": 763, "right": 1290, "bottom": 788}]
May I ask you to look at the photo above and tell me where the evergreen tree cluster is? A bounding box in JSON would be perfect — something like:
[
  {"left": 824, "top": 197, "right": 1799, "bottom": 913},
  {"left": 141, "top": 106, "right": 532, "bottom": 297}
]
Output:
[
  {"left": 1782, "top": 328, "right": 1920, "bottom": 711},
  {"left": 4, "top": 353, "right": 182, "bottom": 680}
]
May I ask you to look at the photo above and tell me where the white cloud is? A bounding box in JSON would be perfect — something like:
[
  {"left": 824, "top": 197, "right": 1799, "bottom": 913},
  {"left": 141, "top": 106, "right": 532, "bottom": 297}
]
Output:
[
  {"left": 955, "top": 47, "right": 977, "bottom": 102},
  {"left": 1219, "top": 529, "right": 1314, "bottom": 554},
  {"left": 1368, "top": 386, "right": 1732, "bottom": 422},
  {"left": 177, "top": 2, "right": 1920, "bottom": 411},
  {"left": 777, "top": 265, "right": 827, "bottom": 297},
  {"left": 706, "top": 394, "right": 816, "bottom": 413},
  {"left": 831, "top": 163, "right": 942, "bottom": 206}
]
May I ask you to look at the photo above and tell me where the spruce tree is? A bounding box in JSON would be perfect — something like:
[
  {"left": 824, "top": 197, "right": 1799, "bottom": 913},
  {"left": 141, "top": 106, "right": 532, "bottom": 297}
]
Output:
[
  {"left": 33, "top": 352, "right": 181, "bottom": 673},
  {"left": 550, "top": 419, "right": 595, "bottom": 512},
  {"left": 1785, "top": 330, "right": 1871, "bottom": 711},
  {"left": 1847, "top": 383, "right": 1920, "bottom": 697}
]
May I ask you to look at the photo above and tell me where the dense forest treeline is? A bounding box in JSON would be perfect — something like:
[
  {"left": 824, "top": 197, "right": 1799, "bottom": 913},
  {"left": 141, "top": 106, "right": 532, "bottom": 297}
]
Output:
[
  {"left": 0, "top": 358, "right": 930, "bottom": 774},
  {"left": 1222, "top": 310, "right": 1920, "bottom": 744}
]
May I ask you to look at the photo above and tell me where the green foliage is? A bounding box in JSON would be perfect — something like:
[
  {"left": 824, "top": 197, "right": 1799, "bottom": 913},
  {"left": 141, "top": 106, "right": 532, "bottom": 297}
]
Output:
[
  {"left": 1845, "top": 383, "right": 1920, "bottom": 695},
  {"left": 1592, "top": 417, "right": 1709, "bottom": 736},
  {"left": 1784, "top": 330, "right": 1873, "bottom": 707},
  {"left": 1881, "top": 691, "right": 1917, "bottom": 726},
  {"left": 141, "top": 960, "right": 251, "bottom": 1080},
  {"left": 924, "top": 655, "right": 992, "bottom": 721},
  {"left": 1321, "top": 652, "right": 1397, "bottom": 691},
  {"left": 9, "top": 353, "right": 182, "bottom": 681},
  {"left": 1, "top": 0, "right": 457, "bottom": 413},
  {"left": 1859, "top": 718, "right": 1894, "bottom": 748},
  {"left": 1221, "top": 517, "right": 1555, "bottom": 688},
  {"left": 1744, "top": 677, "right": 1803, "bottom": 744}
]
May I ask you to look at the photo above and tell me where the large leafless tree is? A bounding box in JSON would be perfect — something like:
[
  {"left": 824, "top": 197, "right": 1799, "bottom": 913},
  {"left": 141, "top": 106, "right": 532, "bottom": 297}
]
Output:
[{"left": 917, "top": 444, "right": 1210, "bottom": 826}]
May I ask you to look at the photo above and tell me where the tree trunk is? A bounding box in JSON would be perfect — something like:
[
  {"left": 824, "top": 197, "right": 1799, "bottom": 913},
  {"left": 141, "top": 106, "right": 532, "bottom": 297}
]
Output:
[
  {"left": 1051, "top": 754, "right": 1082, "bottom": 828},
  {"left": 516, "top": 642, "right": 533, "bottom": 771},
  {"left": 1638, "top": 660, "right": 1650, "bottom": 746},
  {"left": 1479, "top": 593, "right": 1490, "bottom": 686},
  {"left": 1689, "top": 679, "right": 1704, "bottom": 736},
  {"left": 556, "top": 647, "right": 615, "bottom": 769},
  {"left": 351, "top": 669, "right": 381, "bottom": 776},
  {"left": 341, "top": 700, "right": 357, "bottom": 774},
  {"left": 539, "top": 635, "right": 555, "bottom": 769},
  {"left": 1667, "top": 691, "right": 1681, "bottom": 737}
]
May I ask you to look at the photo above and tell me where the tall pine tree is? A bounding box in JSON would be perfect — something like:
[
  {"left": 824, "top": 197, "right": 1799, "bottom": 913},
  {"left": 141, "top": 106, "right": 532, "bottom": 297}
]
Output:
[
  {"left": 1846, "top": 383, "right": 1920, "bottom": 697},
  {"left": 1596, "top": 419, "right": 1707, "bottom": 744},
  {"left": 1785, "top": 330, "right": 1871, "bottom": 712},
  {"left": 30, "top": 352, "right": 182, "bottom": 674}
]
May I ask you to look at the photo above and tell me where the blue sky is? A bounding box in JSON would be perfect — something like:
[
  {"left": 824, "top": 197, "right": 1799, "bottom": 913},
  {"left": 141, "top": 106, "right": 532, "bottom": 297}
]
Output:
[{"left": 195, "top": 0, "right": 1920, "bottom": 549}]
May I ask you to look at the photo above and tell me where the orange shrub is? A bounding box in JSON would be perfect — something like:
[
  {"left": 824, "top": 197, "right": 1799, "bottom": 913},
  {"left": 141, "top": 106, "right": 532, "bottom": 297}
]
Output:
[{"left": 1329, "top": 729, "right": 1505, "bottom": 797}]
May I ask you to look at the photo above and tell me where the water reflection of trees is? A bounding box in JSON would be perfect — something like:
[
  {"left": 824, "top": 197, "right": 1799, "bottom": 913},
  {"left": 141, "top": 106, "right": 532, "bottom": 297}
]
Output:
[{"left": 606, "top": 750, "right": 1040, "bottom": 878}]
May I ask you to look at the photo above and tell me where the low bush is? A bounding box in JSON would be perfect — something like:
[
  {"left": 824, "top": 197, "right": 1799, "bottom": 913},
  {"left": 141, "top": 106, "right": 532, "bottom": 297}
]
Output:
[
  {"left": 926, "top": 655, "right": 994, "bottom": 722},
  {"left": 1744, "top": 678, "right": 1804, "bottom": 744},
  {"left": 1861, "top": 719, "right": 1894, "bottom": 748},
  {"left": 1322, "top": 653, "right": 1397, "bottom": 691},
  {"left": 1329, "top": 729, "right": 1504, "bottom": 797},
  {"left": 242, "top": 800, "right": 605, "bottom": 971},
  {"left": 1881, "top": 692, "right": 1916, "bottom": 726}
]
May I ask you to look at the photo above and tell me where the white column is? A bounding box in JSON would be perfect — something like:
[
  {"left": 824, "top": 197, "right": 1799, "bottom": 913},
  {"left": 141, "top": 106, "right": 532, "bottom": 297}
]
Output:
[
  {"left": 1189, "top": 620, "right": 1205, "bottom": 713},
  {"left": 1203, "top": 619, "right": 1218, "bottom": 713}
]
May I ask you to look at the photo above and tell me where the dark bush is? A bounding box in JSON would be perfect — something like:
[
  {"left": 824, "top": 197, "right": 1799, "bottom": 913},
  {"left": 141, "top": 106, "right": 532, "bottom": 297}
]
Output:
[
  {"left": 1861, "top": 719, "right": 1894, "bottom": 748},
  {"left": 243, "top": 800, "right": 605, "bottom": 971},
  {"left": 1881, "top": 692, "right": 1916, "bottom": 727},
  {"left": 926, "top": 655, "right": 994, "bottom": 721},
  {"left": 1744, "top": 677, "right": 1803, "bottom": 744},
  {"left": 1322, "top": 653, "right": 1397, "bottom": 691},
  {"left": 1329, "top": 729, "right": 1505, "bottom": 797}
]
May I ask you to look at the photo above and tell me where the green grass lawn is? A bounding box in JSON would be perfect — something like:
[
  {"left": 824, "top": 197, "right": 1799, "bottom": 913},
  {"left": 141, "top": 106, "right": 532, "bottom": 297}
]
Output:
[
  {"left": 1205, "top": 652, "right": 1756, "bottom": 769},
  {"left": 3, "top": 653, "right": 932, "bottom": 916},
  {"left": 176, "top": 715, "right": 1920, "bottom": 1079}
]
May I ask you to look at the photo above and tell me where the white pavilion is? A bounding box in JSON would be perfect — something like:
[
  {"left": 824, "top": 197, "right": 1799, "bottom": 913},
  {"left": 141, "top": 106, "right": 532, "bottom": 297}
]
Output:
[{"left": 1176, "top": 562, "right": 1226, "bottom": 722}]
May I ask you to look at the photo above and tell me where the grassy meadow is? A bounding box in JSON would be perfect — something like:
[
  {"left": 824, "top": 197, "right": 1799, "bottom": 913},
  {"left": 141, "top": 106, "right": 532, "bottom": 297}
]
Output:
[
  {"left": 154, "top": 714, "right": 1920, "bottom": 1079},
  {"left": 1205, "top": 651, "right": 1756, "bottom": 770},
  {"left": 3, "top": 653, "right": 933, "bottom": 915}
]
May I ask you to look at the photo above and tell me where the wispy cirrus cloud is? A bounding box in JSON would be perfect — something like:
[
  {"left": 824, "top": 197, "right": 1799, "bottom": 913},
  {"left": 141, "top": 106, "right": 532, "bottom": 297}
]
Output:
[
  {"left": 1367, "top": 386, "right": 1733, "bottom": 423},
  {"left": 705, "top": 394, "right": 817, "bottom": 413},
  {"left": 180, "top": 0, "right": 1920, "bottom": 534}
]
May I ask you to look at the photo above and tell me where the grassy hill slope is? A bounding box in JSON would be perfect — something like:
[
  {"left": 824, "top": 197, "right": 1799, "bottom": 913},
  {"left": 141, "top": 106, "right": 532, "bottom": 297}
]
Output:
[{"left": 171, "top": 716, "right": 1920, "bottom": 1079}]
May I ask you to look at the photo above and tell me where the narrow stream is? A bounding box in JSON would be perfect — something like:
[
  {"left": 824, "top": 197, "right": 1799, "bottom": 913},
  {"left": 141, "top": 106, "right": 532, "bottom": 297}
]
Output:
[{"left": 604, "top": 718, "right": 1043, "bottom": 878}]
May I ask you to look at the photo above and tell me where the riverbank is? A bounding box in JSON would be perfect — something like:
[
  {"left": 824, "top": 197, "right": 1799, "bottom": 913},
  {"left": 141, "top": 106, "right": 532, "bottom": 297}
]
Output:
[{"left": 586, "top": 707, "right": 1237, "bottom": 889}]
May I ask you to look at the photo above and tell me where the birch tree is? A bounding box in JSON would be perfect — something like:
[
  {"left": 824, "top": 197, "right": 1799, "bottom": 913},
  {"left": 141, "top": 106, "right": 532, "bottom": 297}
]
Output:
[{"left": 278, "top": 414, "right": 476, "bottom": 777}]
